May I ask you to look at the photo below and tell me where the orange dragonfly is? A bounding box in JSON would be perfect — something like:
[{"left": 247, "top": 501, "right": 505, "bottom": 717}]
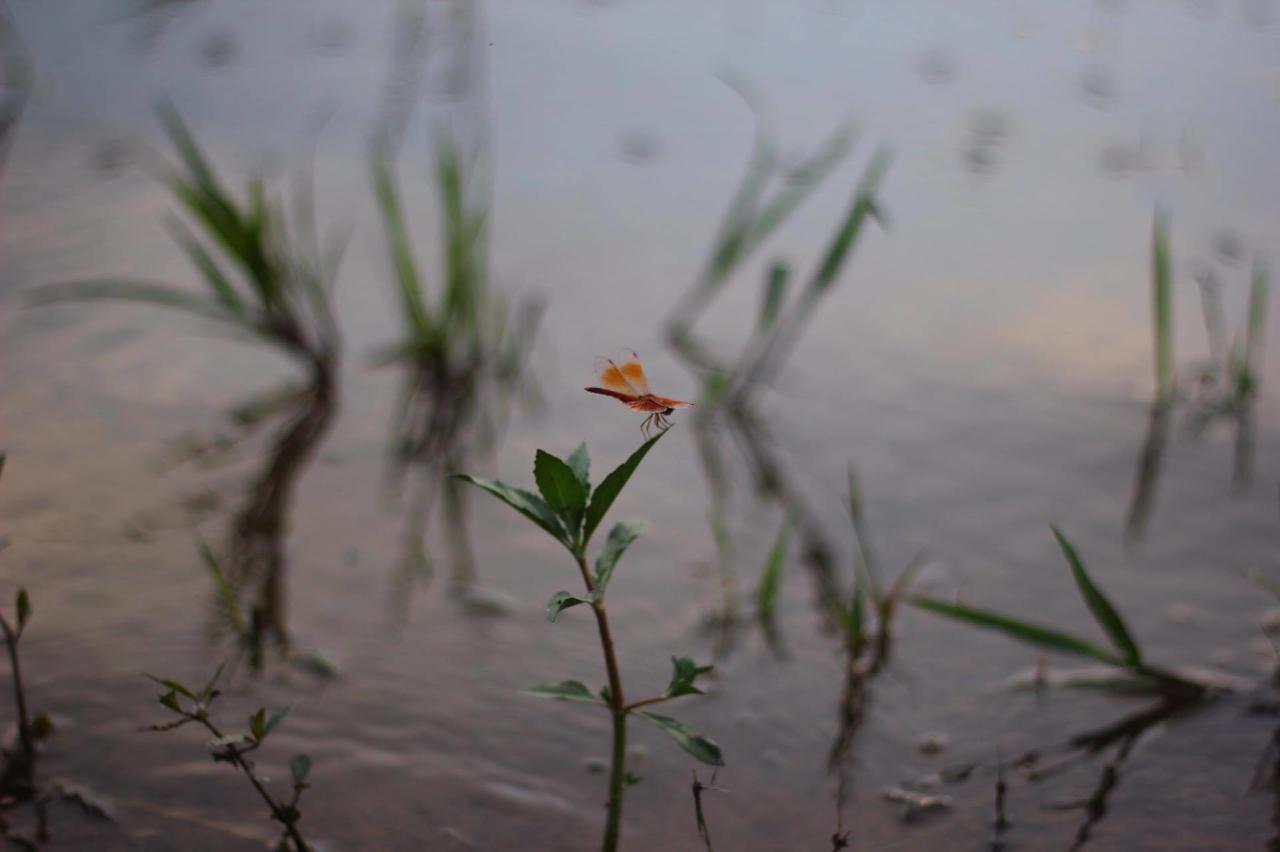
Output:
[{"left": 585, "top": 351, "right": 694, "bottom": 437}]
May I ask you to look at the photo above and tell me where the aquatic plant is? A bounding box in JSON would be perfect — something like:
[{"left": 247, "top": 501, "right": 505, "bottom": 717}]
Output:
[
  {"left": 143, "top": 663, "right": 313, "bottom": 852},
  {"left": 29, "top": 105, "right": 345, "bottom": 666},
  {"left": 1128, "top": 213, "right": 1270, "bottom": 538},
  {"left": 0, "top": 533, "right": 42, "bottom": 844},
  {"left": 839, "top": 464, "right": 924, "bottom": 670},
  {"left": 372, "top": 134, "right": 541, "bottom": 605},
  {"left": 908, "top": 526, "right": 1205, "bottom": 697},
  {"left": 456, "top": 432, "right": 723, "bottom": 852},
  {"left": 664, "top": 86, "right": 892, "bottom": 629}
]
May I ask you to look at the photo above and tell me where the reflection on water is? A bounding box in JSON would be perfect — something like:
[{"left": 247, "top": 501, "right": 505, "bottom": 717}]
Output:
[
  {"left": 3, "top": 0, "right": 1280, "bottom": 848},
  {"left": 0, "top": 1, "right": 30, "bottom": 182},
  {"left": 664, "top": 90, "right": 889, "bottom": 636}
]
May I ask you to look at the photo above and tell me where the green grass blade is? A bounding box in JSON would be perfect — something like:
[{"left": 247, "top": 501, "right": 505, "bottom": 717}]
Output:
[
  {"left": 27, "top": 279, "right": 244, "bottom": 328},
  {"left": 757, "top": 261, "right": 789, "bottom": 331},
  {"left": 907, "top": 595, "right": 1124, "bottom": 666},
  {"left": 1051, "top": 526, "right": 1142, "bottom": 666},
  {"left": 754, "top": 518, "right": 789, "bottom": 621},
  {"left": 371, "top": 151, "right": 432, "bottom": 339},
  {"left": 811, "top": 147, "right": 892, "bottom": 294},
  {"left": 164, "top": 216, "right": 245, "bottom": 316},
  {"left": 1152, "top": 209, "right": 1174, "bottom": 402}
]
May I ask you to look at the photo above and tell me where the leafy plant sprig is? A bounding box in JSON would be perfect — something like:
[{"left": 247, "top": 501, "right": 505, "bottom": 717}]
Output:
[
  {"left": 144, "top": 664, "right": 313, "bottom": 851},
  {"left": 908, "top": 526, "right": 1206, "bottom": 697},
  {"left": 456, "top": 432, "right": 723, "bottom": 852}
]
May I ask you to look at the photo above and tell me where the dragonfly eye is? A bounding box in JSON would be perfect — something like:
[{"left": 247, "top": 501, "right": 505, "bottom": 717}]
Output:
[{"left": 663, "top": 407, "right": 674, "bottom": 416}]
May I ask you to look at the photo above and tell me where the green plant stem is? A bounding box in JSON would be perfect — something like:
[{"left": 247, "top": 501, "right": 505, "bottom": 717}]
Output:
[
  {"left": 623, "top": 695, "right": 668, "bottom": 713},
  {"left": 193, "top": 711, "right": 309, "bottom": 852},
  {"left": 0, "top": 615, "right": 34, "bottom": 779},
  {"left": 575, "top": 552, "right": 628, "bottom": 852}
]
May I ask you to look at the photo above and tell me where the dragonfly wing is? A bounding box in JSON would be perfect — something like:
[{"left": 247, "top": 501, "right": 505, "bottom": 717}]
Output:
[
  {"left": 650, "top": 395, "right": 694, "bottom": 409},
  {"left": 618, "top": 352, "right": 652, "bottom": 395}
]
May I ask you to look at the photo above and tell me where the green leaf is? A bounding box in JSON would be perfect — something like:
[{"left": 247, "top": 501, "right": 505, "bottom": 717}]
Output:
[
  {"left": 593, "top": 520, "right": 646, "bottom": 598},
  {"left": 453, "top": 475, "right": 568, "bottom": 546},
  {"left": 637, "top": 712, "right": 725, "bottom": 766},
  {"left": 523, "top": 680, "right": 606, "bottom": 704},
  {"left": 290, "top": 754, "right": 312, "bottom": 785},
  {"left": 263, "top": 706, "right": 290, "bottom": 739},
  {"left": 534, "top": 450, "right": 588, "bottom": 532},
  {"left": 198, "top": 661, "right": 228, "bottom": 704},
  {"left": 249, "top": 708, "right": 267, "bottom": 741},
  {"left": 758, "top": 261, "right": 789, "bottom": 330},
  {"left": 624, "top": 771, "right": 642, "bottom": 787},
  {"left": 146, "top": 675, "right": 196, "bottom": 700},
  {"left": 665, "top": 656, "right": 714, "bottom": 700},
  {"left": 1052, "top": 526, "right": 1143, "bottom": 666},
  {"left": 754, "top": 519, "right": 789, "bottom": 621},
  {"left": 546, "top": 590, "right": 594, "bottom": 622},
  {"left": 199, "top": 542, "right": 243, "bottom": 632},
  {"left": 15, "top": 588, "right": 31, "bottom": 631},
  {"left": 906, "top": 596, "right": 1124, "bottom": 666},
  {"left": 158, "top": 689, "right": 182, "bottom": 714},
  {"left": 583, "top": 431, "right": 666, "bottom": 545},
  {"left": 568, "top": 443, "right": 591, "bottom": 490}
]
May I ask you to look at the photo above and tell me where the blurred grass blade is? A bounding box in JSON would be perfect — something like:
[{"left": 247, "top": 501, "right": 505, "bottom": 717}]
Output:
[
  {"left": 754, "top": 518, "right": 789, "bottom": 621},
  {"left": 757, "top": 261, "right": 789, "bottom": 331},
  {"left": 1051, "top": 526, "right": 1142, "bottom": 666},
  {"left": 1152, "top": 209, "right": 1174, "bottom": 402},
  {"left": 28, "top": 279, "right": 243, "bottom": 328},
  {"left": 907, "top": 595, "right": 1124, "bottom": 666},
  {"left": 811, "top": 147, "right": 892, "bottom": 294},
  {"left": 372, "top": 150, "right": 433, "bottom": 339}
]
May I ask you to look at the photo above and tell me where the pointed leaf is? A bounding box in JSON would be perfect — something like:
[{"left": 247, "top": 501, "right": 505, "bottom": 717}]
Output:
[
  {"left": 637, "top": 712, "right": 725, "bottom": 766},
  {"left": 453, "top": 475, "right": 567, "bottom": 546},
  {"left": 523, "top": 680, "right": 606, "bottom": 704},
  {"left": 754, "top": 519, "right": 789, "bottom": 621},
  {"left": 146, "top": 675, "right": 196, "bottom": 700},
  {"left": 1052, "top": 526, "right": 1142, "bottom": 666},
  {"left": 583, "top": 431, "right": 666, "bottom": 545},
  {"left": 199, "top": 660, "right": 228, "bottom": 702},
  {"left": 249, "top": 708, "right": 267, "bottom": 741},
  {"left": 907, "top": 596, "right": 1124, "bottom": 666},
  {"left": 263, "top": 706, "right": 290, "bottom": 739},
  {"left": 15, "top": 588, "right": 31, "bottom": 631},
  {"left": 594, "top": 520, "right": 646, "bottom": 597},
  {"left": 665, "top": 656, "right": 714, "bottom": 699},
  {"left": 568, "top": 443, "right": 591, "bottom": 489},
  {"left": 158, "top": 689, "right": 182, "bottom": 714},
  {"left": 534, "top": 450, "right": 587, "bottom": 530},
  {"left": 546, "top": 590, "right": 594, "bottom": 622},
  {"left": 200, "top": 541, "right": 243, "bottom": 632},
  {"left": 290, "top": 754, "right": 312, "bottom": 785}
]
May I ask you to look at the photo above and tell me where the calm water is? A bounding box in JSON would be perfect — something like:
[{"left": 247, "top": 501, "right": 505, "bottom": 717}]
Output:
[{"left": 3, "top": 1, "right": 1280, "bottom": 849}]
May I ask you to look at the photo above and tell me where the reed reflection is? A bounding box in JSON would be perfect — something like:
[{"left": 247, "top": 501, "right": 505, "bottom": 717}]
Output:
[
  {"left": 665, "top": 83, "right": 891, "bottom": 640},
  {"left": 369, "top": 0, "right": 539, "bottom": 621},
  {"left": 0, "top": 0, "right": 31, "bottom": 183},
  {"left": 1125, "top": 218, "right": 1268, "bottom": 542},
  {"left": 30, "top": 107, "right": 345, "bottom": 671}
]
